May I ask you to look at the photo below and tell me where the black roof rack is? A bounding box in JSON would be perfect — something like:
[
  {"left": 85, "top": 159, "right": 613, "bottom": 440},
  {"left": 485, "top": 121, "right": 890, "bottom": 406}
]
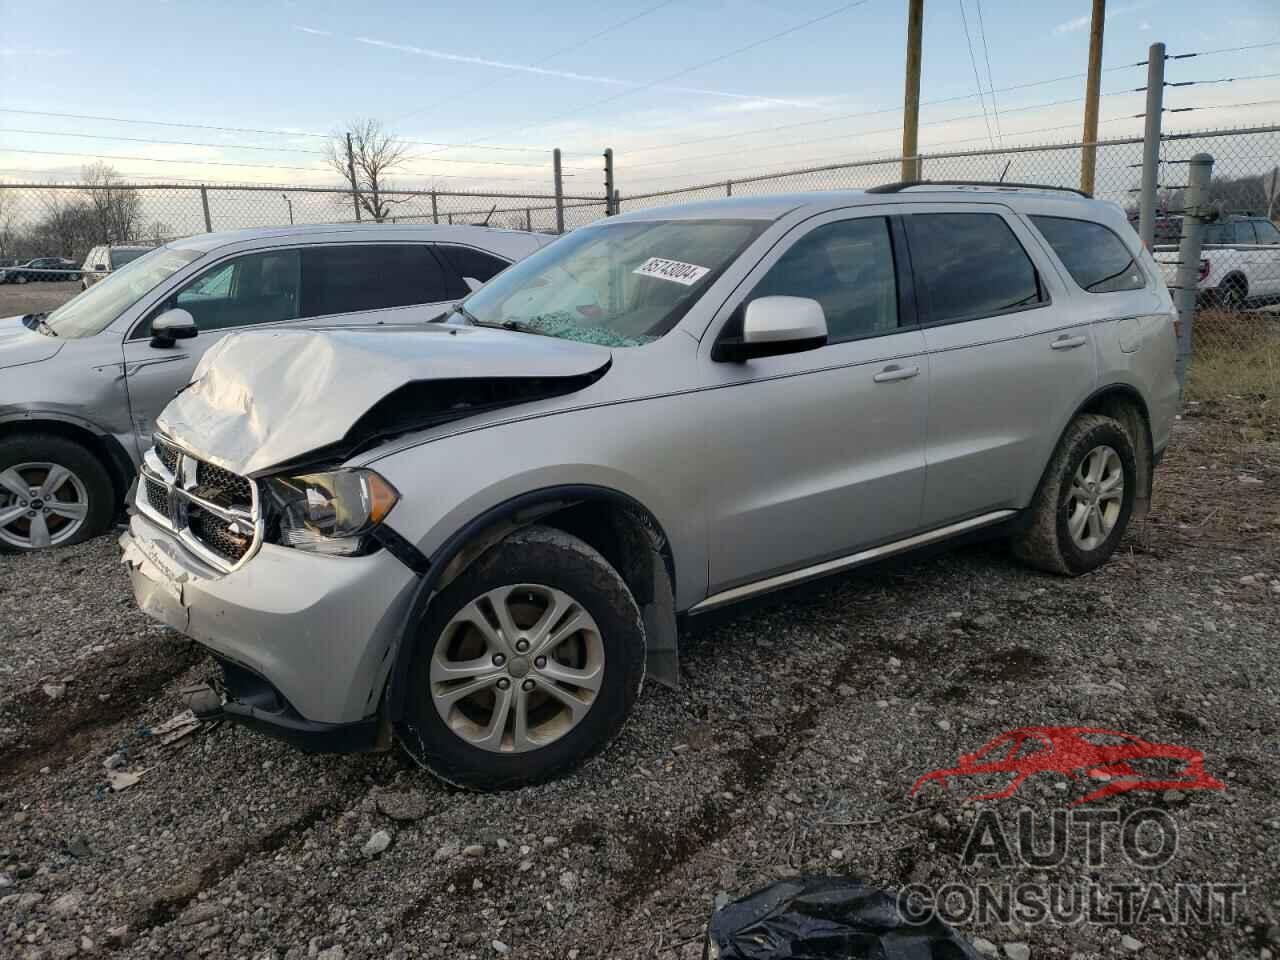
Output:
[{"left": 866, "top": 180, "right": 1092, "bottom": 199}]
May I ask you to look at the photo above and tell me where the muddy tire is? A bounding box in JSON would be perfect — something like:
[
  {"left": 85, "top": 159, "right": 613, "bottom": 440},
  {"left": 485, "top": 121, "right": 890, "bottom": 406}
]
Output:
[
  {"left": 1011, "top": 414, "right": 1137, "bottom": 576},
  {"left": 0, "top": 434, "right": 115, "bottom": 553},
  {"left": 398, "top": 525, "right": 645, "bottom": 790}
]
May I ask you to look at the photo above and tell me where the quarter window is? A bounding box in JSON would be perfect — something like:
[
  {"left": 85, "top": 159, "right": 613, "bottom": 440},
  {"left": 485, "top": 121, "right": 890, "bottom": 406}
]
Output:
[
  {"left": 1030, "top": 215, "right": 1147, "bottom": 293},
  {"left": 905, "top": 213, "right": 1043, "bottom": 323},
  {"left": 749, "top": 217, "right": 899, "bottom": 342},
  {"left": 299, "top": 244, "right": 451, "bottom": 316},
  {"left": 435, "top": 245, "right": 511, "bottom": 297}
]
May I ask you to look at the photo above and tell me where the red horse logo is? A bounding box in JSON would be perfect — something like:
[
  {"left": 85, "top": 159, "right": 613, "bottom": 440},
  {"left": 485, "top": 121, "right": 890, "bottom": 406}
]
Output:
[{"left": 910, "top": 726, "right": 1225, "bottom": 806}]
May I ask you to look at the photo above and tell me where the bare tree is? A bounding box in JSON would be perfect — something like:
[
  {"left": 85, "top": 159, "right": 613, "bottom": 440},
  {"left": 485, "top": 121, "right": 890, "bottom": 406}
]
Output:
[
  {"left": 80, "top": 163, "right": 143, "bottom": 243},
  {"left": 325, "top": 119, "right": 412, "bottom": 222},
  {"left": 0, "top": 189, "right": 14, "bottom": 259},
  {"left": 36, "top": 191, "right": 98, "bottom": 258}
]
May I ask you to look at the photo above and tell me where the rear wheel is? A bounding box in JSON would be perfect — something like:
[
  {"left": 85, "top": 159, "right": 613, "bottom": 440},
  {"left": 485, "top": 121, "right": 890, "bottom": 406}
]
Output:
[
  {"left": 1011, "top": 414, "right": 1137, "bottom": 576},
  {"left": 399, "top": 525, "right": 645, "bottom": 790},
  {"left": 1218, "top": 275, "right": 1248, "bottom": 311},
  {"left": 14, "top": 274, "right": 27, "bottom": 285},
  {"left": 0, "top": 435, "right": 115, "bottom": 553}
]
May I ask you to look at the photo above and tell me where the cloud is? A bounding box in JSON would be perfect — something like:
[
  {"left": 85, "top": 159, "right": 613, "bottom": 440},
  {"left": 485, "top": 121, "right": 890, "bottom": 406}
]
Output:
[
  {"left": 293, "top": 26, "right": 331, "bottom": 37},
  {"left": 1054, "top": 1, "right": 1152, "bottom": 34},
  {"left": 0, "top": 47, "right": 68, "bottom": 58}
]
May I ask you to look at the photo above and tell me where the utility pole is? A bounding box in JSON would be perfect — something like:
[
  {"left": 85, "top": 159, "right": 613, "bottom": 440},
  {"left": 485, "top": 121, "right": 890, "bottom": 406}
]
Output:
[
  {"left": 1137, "top": 41, "right": 1165, "bottom": 249},
  {"left": 199, "top": 185, "right": 212, "bottom": 233},
  {"left": 553, "top": 148, "right": 565, "bottom": 235},
  {"left": 1173, "top": 153, "right": 1214, "bottom": 390},
  {"left": 346, "top": 132, "right": 362, "bottom": 223},
  {"left": 1080, "top": 0, "right": 1106, "bottom": 195},
  {"left": 604, "top": 148, "right": 615, "bottom": 216},
  {"left": 901, "top": 0, "right": 924, "bottom": 182}
]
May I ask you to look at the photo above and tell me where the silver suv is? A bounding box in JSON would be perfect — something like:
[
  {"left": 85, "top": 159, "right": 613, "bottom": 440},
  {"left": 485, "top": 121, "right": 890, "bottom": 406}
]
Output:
[{"left": 121, "top": 183, "right": 1179, "bottom": 789}]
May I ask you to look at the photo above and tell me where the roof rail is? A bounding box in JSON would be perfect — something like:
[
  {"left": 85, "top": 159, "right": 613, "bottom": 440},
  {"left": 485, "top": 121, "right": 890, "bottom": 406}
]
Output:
[{"left": 866, "top": 180, "right": 1092, "bottom": 199}]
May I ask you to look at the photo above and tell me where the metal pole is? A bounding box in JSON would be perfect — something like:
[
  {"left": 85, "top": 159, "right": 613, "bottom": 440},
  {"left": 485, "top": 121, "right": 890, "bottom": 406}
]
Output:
[
  {"left": 525, "top": 207, "right": 533, "bottom": 231},
  {"left": 346, "top": 132, "right": 362, "bottom": 223},
  {"left": 1137, "top": 41, "right": 1165, "bottom": 249},
  {"left": 282, "top": 194, "right": 293, "bottom": 225},
  {"left": 726, "top": 180, "right": 733, "bottom": 197},
  {"left": 199, "top": 185, "right": 213, "bottom": 233},
  {"left": 604, "top": 148, "right": 615, "bottom": 216},
  {"left": 613, "top": 188, "right": 620, "bottom": 214},
  {"left": 1080, "top": 0, "right": 1106, "bottom": 195},
  {"left": 431, "top": 190, "right": 439, "bottom": 224},
  {"left": 1173, "top": 152, "right": 1214, "bottom": 391},
  {"left": 553, "top": 148, "right": 565, "bottom": 234},
  {"left": 901, "top": 0, "right": 924, "bottom": 182}
]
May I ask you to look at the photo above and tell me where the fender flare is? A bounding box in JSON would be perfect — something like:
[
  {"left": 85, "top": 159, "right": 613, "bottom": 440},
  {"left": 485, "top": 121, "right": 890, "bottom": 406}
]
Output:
[
  {"left": 383, "top": 484, "right": 678, "bottom": 723},
  {"left": 0, "top": 411, "right": 138, "bottom": 502}
]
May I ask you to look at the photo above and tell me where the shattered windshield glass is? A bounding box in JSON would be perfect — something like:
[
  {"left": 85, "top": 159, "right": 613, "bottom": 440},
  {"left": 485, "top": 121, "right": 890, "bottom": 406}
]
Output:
[{"left": 462, "top": 219, "right": 766, "bottom": 347}]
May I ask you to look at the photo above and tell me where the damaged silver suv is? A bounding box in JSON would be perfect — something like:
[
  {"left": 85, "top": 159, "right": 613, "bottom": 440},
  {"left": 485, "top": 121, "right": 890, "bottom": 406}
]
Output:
[{"left": 123, "top": 183, "right": 1179, "bottom": 789}]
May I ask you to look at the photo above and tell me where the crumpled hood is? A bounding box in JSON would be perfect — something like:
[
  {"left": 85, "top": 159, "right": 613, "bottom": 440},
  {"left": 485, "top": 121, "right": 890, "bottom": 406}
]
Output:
[
  {"left": 0, "top": 314, "right": 64, "bottom": 371},
  {"left": 157, "top": 324, "right": 612, "bottom": 476}
]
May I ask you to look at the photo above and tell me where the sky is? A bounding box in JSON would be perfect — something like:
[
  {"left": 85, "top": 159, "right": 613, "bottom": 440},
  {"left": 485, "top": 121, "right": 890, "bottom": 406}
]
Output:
[{"left": 0, "top": 0, "right": 1277, "bottom": 200}]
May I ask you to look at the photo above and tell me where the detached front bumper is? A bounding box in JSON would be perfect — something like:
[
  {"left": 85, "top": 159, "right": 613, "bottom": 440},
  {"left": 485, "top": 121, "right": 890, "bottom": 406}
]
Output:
[{"left": 121, "top": 510, "right": 419, "bottom": 742}]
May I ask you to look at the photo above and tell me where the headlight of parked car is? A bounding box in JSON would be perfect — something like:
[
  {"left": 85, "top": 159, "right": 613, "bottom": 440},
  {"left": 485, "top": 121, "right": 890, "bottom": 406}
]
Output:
[{"left": 262, "top": 468, "right": 399, "bottom": 556}]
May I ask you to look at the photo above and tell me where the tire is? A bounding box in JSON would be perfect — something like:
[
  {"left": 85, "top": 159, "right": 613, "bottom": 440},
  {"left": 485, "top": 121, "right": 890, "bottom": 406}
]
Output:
[
  {"left": 1218, "top": 275, "right": 1248, "bottom": 311},
  {"left": 398, "top": 525, "right": 645, "bottom": 790},
  {"left": 1011, "top": 414, "right": 1137, "bottom": 577},
  {"left": 0, "top": 434, "right": 115, "bottom": 553},
  {"left": 14, "top": 274, "right": 27, "bottom": 285}
]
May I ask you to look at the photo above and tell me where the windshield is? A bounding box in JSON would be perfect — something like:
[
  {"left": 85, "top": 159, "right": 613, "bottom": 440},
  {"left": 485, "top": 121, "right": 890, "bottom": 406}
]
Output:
[
  {"left": 42, "top": 247, "right": 202, "bottom": 338},
  {"left": 463, "top": 218, "right": 766, "bottom": 347}
]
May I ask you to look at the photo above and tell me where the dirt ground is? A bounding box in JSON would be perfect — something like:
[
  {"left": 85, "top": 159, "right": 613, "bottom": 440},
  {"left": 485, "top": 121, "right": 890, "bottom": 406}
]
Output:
[
  {"left": 1, "top": 401, "right": 1278, "bottom": 960},
  {"left": 0, "top": 281, "right": 82, "bottom": 317}
]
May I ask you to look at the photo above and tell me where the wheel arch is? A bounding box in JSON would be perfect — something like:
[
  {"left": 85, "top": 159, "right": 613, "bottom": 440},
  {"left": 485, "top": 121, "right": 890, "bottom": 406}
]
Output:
[
  {"left": 1055, "top": 384, "right": 1155, "bottom": 521},
  {"left": 384, "top": 484, "right": 679, "bottom": 724},
  {"left": 0, "top": 415, "right": 136, "bottom": 507}
]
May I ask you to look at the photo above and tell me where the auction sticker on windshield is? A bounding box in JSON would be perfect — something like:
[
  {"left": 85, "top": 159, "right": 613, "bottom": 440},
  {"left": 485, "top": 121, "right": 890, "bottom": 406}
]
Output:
[{"left": 633, "top": 257, "right": 710, "bottom": 286}]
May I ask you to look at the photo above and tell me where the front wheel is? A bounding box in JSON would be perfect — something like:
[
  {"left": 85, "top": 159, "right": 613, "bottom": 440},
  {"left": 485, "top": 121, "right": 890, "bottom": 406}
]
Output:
[
  {"left": 14, "top": 274, "right": 27, "bottom": 285},
  {"left": 1011, "top": 414, "right": 1137, "bottom": 576},
  {"left": 0, "top": 434, "right": 115, "bottom": 553},
  {"left": 398, "top": 525, "right": 645, "bottom": 790}
]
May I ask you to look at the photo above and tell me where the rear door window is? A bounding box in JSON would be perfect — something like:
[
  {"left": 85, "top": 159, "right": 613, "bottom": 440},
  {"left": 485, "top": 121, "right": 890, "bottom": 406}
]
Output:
[
  {"left": 1253, "top": 219, "right": 1280, "bottom": 243},
  {"left": 1030, "top": 215, "right": 1147, "bottom": 293},
  {"left": 904, "top": 212, "right": 1044, "bottom": 324},
  {"left": 1233, "top": 222, "right": 1258, "bottom": 243},
  {"left": 299, "top": 244, "right": 451, "bottom": 318}
]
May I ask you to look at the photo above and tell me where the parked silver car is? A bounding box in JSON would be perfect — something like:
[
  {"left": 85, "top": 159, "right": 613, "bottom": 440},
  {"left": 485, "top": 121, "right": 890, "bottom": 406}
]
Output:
[
  {"left": 0, "top": 224, "right": 551, "bottom": 552},
  {"left": 121, "top": 184, "right": 1179, "bottom": 789}
]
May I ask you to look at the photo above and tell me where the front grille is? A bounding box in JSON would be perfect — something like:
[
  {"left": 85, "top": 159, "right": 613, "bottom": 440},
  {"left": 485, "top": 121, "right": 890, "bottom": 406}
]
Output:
[
  {"left": 189, "top": 509, "right": 252, "bottom": 563},
  {"left": 140, "top": 435, "right": 259, "bottom": 570}
]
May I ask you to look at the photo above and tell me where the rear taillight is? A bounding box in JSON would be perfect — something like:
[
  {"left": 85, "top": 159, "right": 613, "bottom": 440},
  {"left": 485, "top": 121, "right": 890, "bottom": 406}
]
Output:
[{"left": 1198, "top": 259, "right": 1210, "bottom": 281}]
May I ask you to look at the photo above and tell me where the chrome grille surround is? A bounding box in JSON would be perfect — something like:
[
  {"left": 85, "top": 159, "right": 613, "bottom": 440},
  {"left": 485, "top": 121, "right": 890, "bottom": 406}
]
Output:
[{"left": 137, "top": 436, "right": 263, "bottom": 573}]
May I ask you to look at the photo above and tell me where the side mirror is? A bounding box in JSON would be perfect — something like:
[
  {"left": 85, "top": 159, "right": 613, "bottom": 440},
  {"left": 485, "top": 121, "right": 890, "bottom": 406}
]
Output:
[
  {"left": 462, "top": 276, "right": 483, "bottom": 293},
  {"left": 712, "top": 296, "right": 828, "bottom": 363},
  {"left": 150, "top": 308, "right": 198, "bottom": 348}
]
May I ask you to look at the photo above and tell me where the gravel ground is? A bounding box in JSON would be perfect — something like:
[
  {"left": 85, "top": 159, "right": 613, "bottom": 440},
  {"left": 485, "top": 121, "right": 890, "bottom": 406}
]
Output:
[
  {"left": 1, "top": 406, "right": 1277, "bottom": 960},
  {"left": 0, "top": 281, "right": 81, "bottom": 317}
]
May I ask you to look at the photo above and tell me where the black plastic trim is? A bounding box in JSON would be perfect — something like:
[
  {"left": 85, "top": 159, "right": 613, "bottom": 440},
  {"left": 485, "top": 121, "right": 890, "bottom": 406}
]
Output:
[
  {"left": 372, "top": 523, "right": 430, "bottom": 576},
  {"left": 383, "top": 484, "right": 674, "bottom": 722}
]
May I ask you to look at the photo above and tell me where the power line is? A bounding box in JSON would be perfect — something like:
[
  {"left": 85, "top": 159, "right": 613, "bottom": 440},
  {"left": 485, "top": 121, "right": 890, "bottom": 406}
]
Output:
[
  {"left": 1167, "top": 39, "right": 1280, "bottom": 59},
  {"left": 438, "top": 0, "right": 872, "bottom": 154},
  {"left": 957, "top": 0, "right": 996, "bottom": 148},
  {"left": 974, "top": 0, "right": 1003, "bottom": 145},
  {"left": 391, "top": 0, "right": 680, "bottom": 127}
]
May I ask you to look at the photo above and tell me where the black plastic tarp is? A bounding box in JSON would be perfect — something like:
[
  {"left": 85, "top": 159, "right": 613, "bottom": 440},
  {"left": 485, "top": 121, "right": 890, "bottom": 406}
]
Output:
[{"left": 705, "top": 876, "right": 981, "bottom": 959}]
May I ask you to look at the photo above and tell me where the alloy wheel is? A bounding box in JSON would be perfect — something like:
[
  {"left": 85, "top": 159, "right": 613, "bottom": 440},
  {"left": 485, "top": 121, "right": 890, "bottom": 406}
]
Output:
[
  {"left": 430, "top": 583, "right": 604, "bottom": 753},
  {"left": 1066, "top": 445, "right": 1124, "bottom": 552},
  {"left": 0, "top": 462, "right": 91, "bottom": 549}
]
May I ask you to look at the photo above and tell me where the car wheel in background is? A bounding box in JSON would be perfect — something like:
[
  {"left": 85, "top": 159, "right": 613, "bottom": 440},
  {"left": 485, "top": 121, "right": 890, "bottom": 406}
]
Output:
[
  {"left": 1218, "top": 275, "right": 1248, "bottom": 311},
  {"left": 14, "top": 274, "right": 27, "bottom": 284},
  {"left": 1011, "top": 414, "right": 1137, "bottom": 577},
  {"left": 0, "top": 434, "right": 115, "bottom": 553},
  {"left": 399, "top": 525, "right": 645, "bottom": 790}
]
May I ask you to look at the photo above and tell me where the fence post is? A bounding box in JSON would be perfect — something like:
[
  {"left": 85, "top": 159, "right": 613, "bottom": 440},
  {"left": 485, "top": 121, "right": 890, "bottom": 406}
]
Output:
[
  {"left": 346, "top": 132, "right": 362, "bottom": 223},
  {"left": 604, "top": 148, "right": 615, "bottom": 215},
  {"left": 199, "top": 186, "right": 213, "bottom": 233},
  {"left": 525, "top": 207, "right": 533, "bottom": 231},
  {"left": 553, "top": 148, "right": 565, "bottom": 234},
  {"left": 726, "top": 180, "right": 733, "bottom": 197},
  {"left": 613, "top": 189, "right": 620, "bottom": 214},
  {"left": 1137, "top": 41, "right": 1165, "bottom": 248},
  {"left": 1173, "top": 152, "right": 1214, "bottom": 391},
  {"left": 431, "top": 190, "right": 439, "bottom": 224}
]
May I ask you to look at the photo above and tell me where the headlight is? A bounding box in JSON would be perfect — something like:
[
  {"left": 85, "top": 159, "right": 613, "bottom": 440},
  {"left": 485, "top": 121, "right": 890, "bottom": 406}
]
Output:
[{"left": 263, "top": 468, "right": 399, "bottom": 556}]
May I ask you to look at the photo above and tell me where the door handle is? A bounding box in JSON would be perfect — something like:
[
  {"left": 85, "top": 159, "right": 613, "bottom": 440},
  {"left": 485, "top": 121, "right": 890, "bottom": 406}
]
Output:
[
  {"left": 1050, "top": 335, "right": 1088, "bottom": 350},
  {"left": 873, "top": 363, "right": 920, "bottom": 383}
]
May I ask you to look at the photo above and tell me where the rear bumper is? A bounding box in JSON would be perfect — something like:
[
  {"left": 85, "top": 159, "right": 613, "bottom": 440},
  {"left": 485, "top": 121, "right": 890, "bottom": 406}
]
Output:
[{"left": 121, "top": 510, "right": 419, "bottom": 727}]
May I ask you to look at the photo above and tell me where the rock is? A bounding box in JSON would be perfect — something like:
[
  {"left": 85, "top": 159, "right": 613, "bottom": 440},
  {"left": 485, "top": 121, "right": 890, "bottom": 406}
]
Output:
[
  {"left": 1239, "top": 574, "right": 1258, "bottom": 586},
  {"left": 785, "top": 792, "right": 803, "bottom": 805},
  {"left": 492, "top": 942, "right": 509, "bottom": 955},
  {"left": 1163, "top": 789, "right": 1186, "bottom": 805},
  {"left": 888, "top": 656, "right": 902, "bottom": 669},
  {"left": 973, "top": 613, "right": 999, "bottom": 630},
  {"left": 463, "top": 844, "right": 485, "bottom": 857},
  {"left": 0, "top": 874, "right": 11, "bottom": 889},
  {"left": 519, "top": 860, "right": 533, "bottom": 872},
  {"left": 65, "top": 836, "right": 90, "bottom": 858},
  {"left": 935, "top": 719, "right": 951, "bottom": 732},
  {"left": 49, "top": 941, "right": 78, "bottom": 960},
  {"left": 103, "top": 753, "right": 126, "bottom": 771},
  {"left": 433, "top": 841, "right": 460, "bottom": 862},
  {"left": 14, "top": 863, "right": 35, "bottom": 879},
  {"left": 1120, "top": 935, "right": 1143, "bottom": 951},
  {"left": 971, "top": 939, "right": 999, "bottom": 958},
  {"left": 43, "top": 682, "right": 66, "bottom": 700},
  {"left": 180, "top": 902, "right": 223, "bottom": 926},
  {"left": 104, "top": 926, "right": 129, "bottom": 947},
  {"left": 375, "top": 792, "right": 431, "bottom": 822},
  {"left": 50, "top": 892, "right": 83, "bottom": 917},
  {"left": 361, "top": 830, "right": 392, "bottom": 859},
  {"left": 559, "top": 870, "right": 578, "bottom": 893},
  {"left": 1003, "top": 945, "right": 1030, "bottom": 960},
  {"left": 713, "top": 891, "right": 731, "bottom": 910},
  {"left": 496, "top": 838, "right": 509, "bottom": 850},
  {"left": 78, "top": 937, "right": 94, "bottom": 954},
  {"left": 829, "top": 848, "right": 844, "bottom": 861},
  {"left": 317, "top": 948, "right": 346, "bottom": 960}
]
